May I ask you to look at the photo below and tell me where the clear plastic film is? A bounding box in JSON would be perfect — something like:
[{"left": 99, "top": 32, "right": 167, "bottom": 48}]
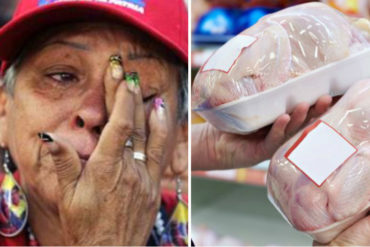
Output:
[
  {"left": 266, "top": 79, "right": 370, "bottom": 243},
  {"left": 192, "top": 2, "right": 370, "bottom": 132}
]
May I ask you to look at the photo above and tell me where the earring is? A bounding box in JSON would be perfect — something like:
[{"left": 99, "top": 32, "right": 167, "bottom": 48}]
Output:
[
  {"left": 160, "top": 176, "right": 189, "bottom": 246},
  {"left": 0, "top": 150, "right": 28, "bottom": 237}
]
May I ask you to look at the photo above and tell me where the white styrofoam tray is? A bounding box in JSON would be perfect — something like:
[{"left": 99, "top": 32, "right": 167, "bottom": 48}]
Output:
[{"left": 194, "top": 49, "right": 370, "bottom": 134}]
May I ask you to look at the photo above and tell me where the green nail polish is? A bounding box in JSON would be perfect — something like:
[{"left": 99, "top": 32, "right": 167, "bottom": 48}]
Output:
[{"left": 125, "top": 72, "right": 140, "bottom": 86}]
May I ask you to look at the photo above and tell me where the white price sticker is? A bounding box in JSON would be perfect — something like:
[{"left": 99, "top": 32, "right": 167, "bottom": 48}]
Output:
[
  {"left": 201, "top": 35, "right": 257, "bottom": 73},
  {"left": 285, "top": 120, "right": 357, "bottom": 187}
]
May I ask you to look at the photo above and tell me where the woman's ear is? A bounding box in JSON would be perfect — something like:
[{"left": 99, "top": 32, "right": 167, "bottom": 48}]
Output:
[
  {"left": 0, "top": 85, "right": 9, "bottom": 148},
  {"left": 170, "top": 122, "right": 188, "bottom": 176}
]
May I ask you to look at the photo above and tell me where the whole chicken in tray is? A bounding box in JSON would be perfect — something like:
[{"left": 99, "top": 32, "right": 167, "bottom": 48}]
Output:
[
  {"left": 267, "top": 79, "right": 370, "bottom": 243},
  {"left": 192, "top": 2, "right": 370, "bottom": 110}
]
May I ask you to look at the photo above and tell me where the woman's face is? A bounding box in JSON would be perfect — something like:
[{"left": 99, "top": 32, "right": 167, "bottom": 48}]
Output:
[{"left": 0, "top": 23, "right": 180, "bottom": 208}]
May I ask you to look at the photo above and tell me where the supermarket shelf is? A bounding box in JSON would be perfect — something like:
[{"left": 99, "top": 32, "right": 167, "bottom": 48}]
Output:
[{"left": 192, "top": 161, "right": 269, "bottom": 186}]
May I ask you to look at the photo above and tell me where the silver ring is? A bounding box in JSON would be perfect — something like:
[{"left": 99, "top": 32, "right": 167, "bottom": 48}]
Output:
[
  {"left": 133, "top": 152, "right": 146, "bottom": 162},
  {"left": 125, "top": 139, "right": 133, "bottom": 148}
]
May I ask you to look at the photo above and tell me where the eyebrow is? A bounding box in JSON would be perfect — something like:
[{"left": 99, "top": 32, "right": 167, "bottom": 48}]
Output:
[{"left": 44, "top": 40, "right": 90, "bottom": 51}]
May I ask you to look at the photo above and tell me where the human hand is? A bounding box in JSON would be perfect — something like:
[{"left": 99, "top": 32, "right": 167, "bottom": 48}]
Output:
[
  {"left": 39, "top": 65, "right": 169, "bottom": 245},
  {"left": 192, "top": 95, "right": 333, "bottom": 170},
  {"left": 313, "top": 215, "right": 370, "bottom": 246}
]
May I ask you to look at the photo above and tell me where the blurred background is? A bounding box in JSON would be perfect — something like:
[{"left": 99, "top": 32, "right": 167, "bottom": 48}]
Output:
[
  {"left": 0, "top": 0, "right": 18, "bottom": 27},
  {"left": 191, "top": 0, "right": 370, "bottom": 245}
]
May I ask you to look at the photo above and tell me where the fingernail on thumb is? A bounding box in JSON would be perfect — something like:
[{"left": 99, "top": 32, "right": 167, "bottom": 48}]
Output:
[
  {"left": 38, "top": 132, "right": 59, "bottom": 154},
  {"left": 38, "top": 132, "right": 53, "bottom": 142}
]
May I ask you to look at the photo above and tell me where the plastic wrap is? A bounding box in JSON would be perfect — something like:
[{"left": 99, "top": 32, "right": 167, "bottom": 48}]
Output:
[
  {"left": 267, "top": 79, "right": 370, "bottom": 243},
  {"left": 192, "top": 2, "right": 370, "bottom": 133}
]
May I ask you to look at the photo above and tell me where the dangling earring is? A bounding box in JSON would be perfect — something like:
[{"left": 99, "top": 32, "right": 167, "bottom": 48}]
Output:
[
  {"left": 160, "top": 176, "right": 189, "bottom": 246},
  {"left": 0, "top": 150, "right": 28, "bottom": 237}
]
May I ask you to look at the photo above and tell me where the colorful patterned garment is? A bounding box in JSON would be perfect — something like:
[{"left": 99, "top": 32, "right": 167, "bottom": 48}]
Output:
[{"left": 0, "top": 172, "right": 189, "bottom": 246}]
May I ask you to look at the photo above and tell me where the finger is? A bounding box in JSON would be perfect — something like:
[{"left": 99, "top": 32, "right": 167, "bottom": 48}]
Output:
[
  {"left": 286, "top": 102, "right": 310, "bottom": 135},
  {"left": 308, "top": 95, "right": 332, "bottom": 120},
  {"left": 38, "top": 132, "right": 81, "bottom": 200},
  {"left": 93, "top": 74, "right": 135, "bottom": 160},
  {"left": 332, "top": 215, "right": 370, "bottom": 245},
  {"left": 146, "top": 98, "right": 168, "bottom": 183},
  {"left": 104, "top": 55, "right": 124, "bottom": 116},
  {"left": 264, "top": 114, "right": 290, "bottom": 154},
  {"left": 313, "top": 215, "right": 370, "bottom": 246},
  {"left": 129, "top": 73, "right": 146, "bottom": 157}
]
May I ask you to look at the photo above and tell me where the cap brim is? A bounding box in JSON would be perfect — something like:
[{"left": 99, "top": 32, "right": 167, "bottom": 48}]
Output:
[{"left": 0, "top": 2, "right": 187, "bottom": 63}]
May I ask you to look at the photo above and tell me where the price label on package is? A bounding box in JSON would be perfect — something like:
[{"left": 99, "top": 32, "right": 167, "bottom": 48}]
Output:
[
  {"left": 201, "top": 35, "right": 257, "bottom": 73},
  {"left": 285, "top": 120, "right": 357, "bottom": 187}
]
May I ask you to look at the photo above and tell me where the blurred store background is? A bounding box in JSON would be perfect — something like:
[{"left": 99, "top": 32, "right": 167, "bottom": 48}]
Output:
[
  {"left": 0, "top": 0, "right": 18, "bottom": 27},
  {"left": 191, "top": 0, "right": 370, "bottom": 245}
]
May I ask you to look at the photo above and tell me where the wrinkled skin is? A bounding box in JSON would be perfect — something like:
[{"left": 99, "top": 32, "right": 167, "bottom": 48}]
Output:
[
  {"left": 0, "top": 23, "right": 183, "bottom": 245},
  {"left": 267, "top": 80, "right": 370, "bottom": 244}
]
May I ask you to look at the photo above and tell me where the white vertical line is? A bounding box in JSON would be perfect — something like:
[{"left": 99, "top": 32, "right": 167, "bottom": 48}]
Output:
[{"left": 187, "top": 0, "right": 192, "bottom": 246}]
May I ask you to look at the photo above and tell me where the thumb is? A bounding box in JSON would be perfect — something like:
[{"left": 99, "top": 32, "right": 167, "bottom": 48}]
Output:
[
  {"left": 313, "top": 215, "right": 370, "bottom": 246},
  {"left": 330, "top": 215, "right": 370, "bottom": 246},
  {"left": 39, "top": 132, "right": 81, "bottom": 201}
]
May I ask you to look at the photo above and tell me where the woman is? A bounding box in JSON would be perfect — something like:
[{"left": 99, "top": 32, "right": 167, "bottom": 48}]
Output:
[{"left": 0, "top": 0, "right": 188, "bottom": 246}]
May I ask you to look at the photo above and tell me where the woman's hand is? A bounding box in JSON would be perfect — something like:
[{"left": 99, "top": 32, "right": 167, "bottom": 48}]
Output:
[
  {"left": 192, "top": 96, "right": 333, "bottom": 170},
  {"left": 39, "top": 68, "right": 168, "bottom": 245},
  {"left": 313, "top": 215, "right": 370, "bottom": 246}
]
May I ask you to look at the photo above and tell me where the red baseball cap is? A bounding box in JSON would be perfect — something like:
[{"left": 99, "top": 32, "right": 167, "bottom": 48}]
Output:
[{"left": 0, "top": 0, "right": 188, "bottom": 75}]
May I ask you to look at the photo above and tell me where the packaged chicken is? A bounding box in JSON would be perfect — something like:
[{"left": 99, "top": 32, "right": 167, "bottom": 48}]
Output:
[
  {"left": 192, "top": 2, "right": 370, "bottom": 134},
  {"left": 267, "top": 79, "right": 370, "bottom": 243}
]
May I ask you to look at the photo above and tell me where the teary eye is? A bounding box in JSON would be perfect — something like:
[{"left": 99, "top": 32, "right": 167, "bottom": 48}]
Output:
[{"left": 48, "top": 72, "right": 78, "bottom": 83}]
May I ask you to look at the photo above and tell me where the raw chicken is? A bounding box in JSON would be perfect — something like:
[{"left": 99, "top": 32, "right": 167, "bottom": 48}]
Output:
[
  {"left": 192, "top": 2, "right": 370, "bottom": 110},
  {"left": 267, "top": 79, "right": 370, "bottom": 243}
]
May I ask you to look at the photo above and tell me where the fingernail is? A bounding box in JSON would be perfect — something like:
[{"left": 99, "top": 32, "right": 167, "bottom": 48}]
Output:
[
  {"left": 110, "top": 55, "right": 123, "bottom": 80},
  {"left": 154, "top": 97, "right": 165, "bottom": 118},
  {"left": 111, "top": 64, "right": 123, "bottom": 81},
  {"left": 38, "top": 132, "right": 53, "bottom": 142},
  {"left": 154, "top": 97, "right": 165, "bottom": 110},
  {"left": 125, "top": 72, "right": 140, "bottom": 93}
]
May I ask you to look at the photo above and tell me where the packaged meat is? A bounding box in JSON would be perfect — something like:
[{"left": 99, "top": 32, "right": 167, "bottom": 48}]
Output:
[
  {"left": 267, "top": 79, "right": 370, "bottom": 243},
  {"left": 192, "top": 2, "right": 370, "bottom": 134}
]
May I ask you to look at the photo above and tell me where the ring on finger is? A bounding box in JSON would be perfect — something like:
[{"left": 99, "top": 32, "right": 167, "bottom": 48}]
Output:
[{"left": 133, "top": 152, "right": 146, "bottom": 162}]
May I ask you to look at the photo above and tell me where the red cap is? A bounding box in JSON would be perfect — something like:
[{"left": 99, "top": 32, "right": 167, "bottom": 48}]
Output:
[{"left": 0, "top": 0, "right": 188, "bottom": 75}]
